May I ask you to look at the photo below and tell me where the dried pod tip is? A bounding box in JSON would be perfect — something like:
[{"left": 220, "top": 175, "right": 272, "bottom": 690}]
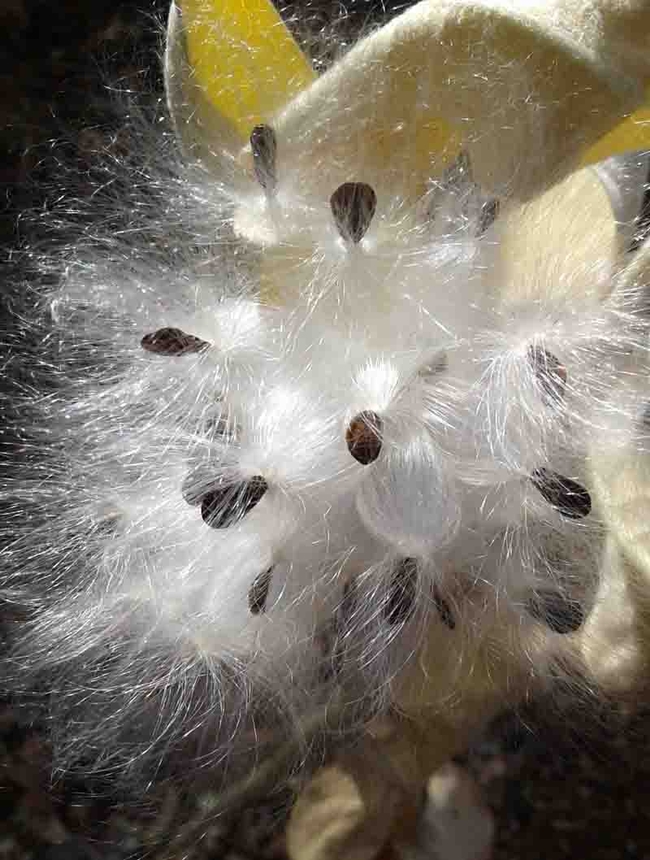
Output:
[
  {"left": 141, "top": 327, "right": 209, "bottom": 356},
  {"left": 384, "top": 557, "right": 418, "bottom": 626},
  {"left": 530, "top": 468, "right": 591, "bottom": 519},
  {"left": 248, "top": 566, "right": 274, "bottom": 615},
  {"left": 527, "top": 345, "right": 567, "bottom": 403},
  {"left": 526, "top": 591, "right": 585, "bottom": 634},
  {"left": 330, "top": 182, "right": 377, "bottom": 243},
  {"left": 201, "top": 475, "right": 268, "bottom": 529},
  {"left": 346, "top": 410, "right": 383, "bottom": 465},
  {"left": 250, "top": 124, "right": 277, "bottom": 192}
]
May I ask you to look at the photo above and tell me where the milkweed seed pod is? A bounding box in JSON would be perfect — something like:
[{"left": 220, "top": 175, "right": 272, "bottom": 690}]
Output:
[{"left": 3, "top": 0, "right": 650, "bottom": 794}]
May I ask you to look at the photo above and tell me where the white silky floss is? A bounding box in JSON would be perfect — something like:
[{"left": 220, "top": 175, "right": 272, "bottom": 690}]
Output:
[{"left": 2, "top": 0, "right": 650, "bottom": 790}]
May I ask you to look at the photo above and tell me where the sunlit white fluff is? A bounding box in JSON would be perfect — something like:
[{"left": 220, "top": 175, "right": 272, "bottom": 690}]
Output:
[{"left": 1, "top": 4, "right": 650, "bottom": 795}]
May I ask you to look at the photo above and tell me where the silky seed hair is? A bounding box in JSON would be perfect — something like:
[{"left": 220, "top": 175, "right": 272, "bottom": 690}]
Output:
[{"left": 1, "top": 0, "right": 650, "bottom": 793}]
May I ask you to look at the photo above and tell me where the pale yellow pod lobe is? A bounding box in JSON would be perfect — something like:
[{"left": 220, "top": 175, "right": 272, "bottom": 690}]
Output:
[{"left": 181, "top": 0, "right": 315, "bottom": 139}]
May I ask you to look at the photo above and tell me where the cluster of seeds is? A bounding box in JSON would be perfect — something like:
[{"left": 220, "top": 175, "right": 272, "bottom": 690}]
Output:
[{"left": 137, "top": 122, "right": 594, "bottom": 642}]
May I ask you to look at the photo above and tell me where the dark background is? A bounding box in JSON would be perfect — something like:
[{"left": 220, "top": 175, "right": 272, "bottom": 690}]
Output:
[{"left": 1, "top": 1, "right": 650, "bottom": 858}]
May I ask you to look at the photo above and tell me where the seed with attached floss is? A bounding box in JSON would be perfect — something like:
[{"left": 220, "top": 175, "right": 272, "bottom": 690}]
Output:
[
  {"left": 250, "top": 124, "right": 277, "bottom": 192},
  {"left": 526, "top": 590, "right": 585, "bottom": 634},
  {"left": 201, "top": 475, "right": 268, "bottom": 529},
  {"left": 527, "top": 345, "right": 567, "bottom": 404},
  {"left": 329, "top": 578, "right": 359, "bottom": 676},
  {"left": 181, "top": 466, "right": 219, "bottom": 507},
  {"left": 433, "top": 586, "right": 456, "bottom": 630},
  {"left": 530, "top": 468, "right": 591, "bottom": 519},
  {"left": 330, "top": 182, "right": 377, "bottom": 243},
  {"left": 248, "top": 566, "right": 274, "bottom": 615},
  {"left": 444, "top": 149, "right": 473, "bottom": 187},
  {"left": 477, "top": 198, "right": 500, "bottom": 234},
  {"left": 418, "top": 351, "right": 448, "bottom": 380},
  {"left": 384, "top": 557, "right": 418, "bottom": 626},
  {"left": 346, "top": 410, "right": 383, "bottom": 465},
  {"left": 141, "top": 327, "right": 209, "bottom": 356},
  {"left": 338, "top": 578, "right": 358, "bottom": 629}
]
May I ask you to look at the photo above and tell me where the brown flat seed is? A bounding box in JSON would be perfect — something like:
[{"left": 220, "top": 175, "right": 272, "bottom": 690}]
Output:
[
  {"left": 530, "top": 468, "right": 591, "bottom": 519},
  {"left": 433, "top": 586, "right": 456, "bottom": 630},
  {"left": 248, "top": 566, "right": 274, "bottom": 615},
  {"left": 141, "top": 327, "right": 209, "bottom": 356},
  {"left": 477, "top": 198, "right": 500, "bottom": 234},
  {"left": 384, "top": 557, "right": 418, "bottom": 626},
  {"left": 443, "top": 149, "right": 473, "bottom": 188},
  {"left": 250, "top": 124, "right": 277, "bottom": 192},
  {"left": 181, "top": 466, "right": 218, "bottom": 507},
  {"left": 201, "top": 475, "right": 268, "bottom": 529},
  {"left": 338, "top": 578, "right": 358, "bottom": 629},
  {"left": 330, "top": 182, "right": 377, "bottom": 243},
  {"left": 526, "top": 591, "right": 585, "bottom": 634},
  {"left": 527, "top": 345, "right": 567, "bottom": 404},
  {"left": 418, "top": 351, "right": 448, "bottom": 380},
  {"left": 639, "top": 402, "right": 650, "bottom": 432},
  {"left": 346, "top": 410, "right": 383, "bottom": 465},
  {"left": 92, "top": 513, "right": 120, "bottom": 536}
]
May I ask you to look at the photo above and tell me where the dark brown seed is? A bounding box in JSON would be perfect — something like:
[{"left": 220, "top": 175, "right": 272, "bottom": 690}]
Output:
[
  {"left": 330, "top": 182, "right": 377, "bottom": 243},
  {"left": 477, "top": 198, "right": 500, "bottom": 234},
  {"left": 433, "top": 586, "right": 456, "bottom": 630},
  {"left": 248, "top": 566, "right": 274, "bottom": 615},
  {"left": 92, "top": 513, "right": 120, "bottom": 536},
  {"left": 639, "top": 402, "right": 650, "bottom": 430},
  {"left": 346, "top": 410, "right": 383, "bottom": 465},
  {"left": 426, "top": 150, "right": 473, "bottom": 220},
  {"left": 527, "top": 346, "right": 567, "bottom": 404},
  {"left": 418, "top": 351, "right": 448, "bottom": 379},
  {"left": 141, "top": 327, "right": 209, "bottom": 356},
  {"left": 338, "top": 578, "right": 358, "bottom": 628},
  {"left": 204, "top": 413, "right": 237, "bottom": 443},
  {"left": 327, "top": 579, "right": 359, "bottom": 678},
  {"left": 201, "top": 475, "right": 268, "bottom": 529},
  {"left": 181, "top": 466, "right": 217, "bottom": 507},
  {"left": 530, "top": 468, "right": 591, "bottom": 519},
  {"left": 384, "top": 557, "right": 418, "bottom": 626},
  {"left": 526, "top": 591, "right": 585, "bottom": 634},
  {"left": 443, "top": 149, "right": 473, "bottom": 188},
  {"left": 250, "top": 124, "right": 277, "bottom": 192}
]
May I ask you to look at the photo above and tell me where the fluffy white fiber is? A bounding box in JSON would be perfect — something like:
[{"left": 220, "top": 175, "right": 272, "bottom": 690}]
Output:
[{"left": 2, "top": 0, "right": 650, "bottom": 794}]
